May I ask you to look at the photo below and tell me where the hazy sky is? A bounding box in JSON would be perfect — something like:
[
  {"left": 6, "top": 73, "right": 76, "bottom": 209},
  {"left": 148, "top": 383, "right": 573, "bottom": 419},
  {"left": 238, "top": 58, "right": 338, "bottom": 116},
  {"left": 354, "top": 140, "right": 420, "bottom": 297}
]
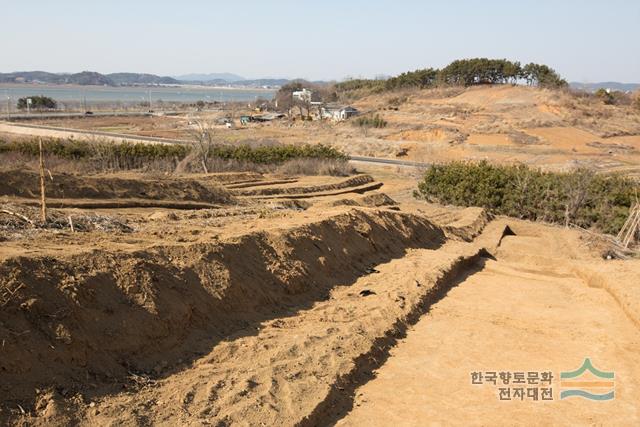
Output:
[{"left": 2, "top": 0, "right": 639, "bottom": 82}]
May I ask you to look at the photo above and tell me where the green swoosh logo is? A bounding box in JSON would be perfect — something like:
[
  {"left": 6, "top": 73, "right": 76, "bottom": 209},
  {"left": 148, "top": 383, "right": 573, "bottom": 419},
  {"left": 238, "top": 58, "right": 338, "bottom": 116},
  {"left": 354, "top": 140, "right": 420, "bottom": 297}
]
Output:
[
  {"left": 561, "top": 358, "right": 614, "bottom": 379},
  {"left": 560, "top": 390, "right": 615, "bottom": 401}
]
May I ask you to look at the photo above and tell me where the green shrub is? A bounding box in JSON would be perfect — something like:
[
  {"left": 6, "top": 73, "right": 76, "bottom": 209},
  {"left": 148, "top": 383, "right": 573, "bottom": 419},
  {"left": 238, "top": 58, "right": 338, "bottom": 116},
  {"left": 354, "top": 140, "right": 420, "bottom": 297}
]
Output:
[
  {"left": 0, "top": 137, "right": 346, "bottom": 170},
  {"left": 354, "top": 114, "right": 387, "bottom": 128},
  {"left": 207, "top": 143, "right": 346, "bottom": 164},
  {"left": 415, "top": 161, "right": 638, "bottom": 235},
  {"left": 17, "top": 96, "right": 57, "bottom": 110},
  {"left": 595, "top": 88, "right": 616, "bottom": 105}
]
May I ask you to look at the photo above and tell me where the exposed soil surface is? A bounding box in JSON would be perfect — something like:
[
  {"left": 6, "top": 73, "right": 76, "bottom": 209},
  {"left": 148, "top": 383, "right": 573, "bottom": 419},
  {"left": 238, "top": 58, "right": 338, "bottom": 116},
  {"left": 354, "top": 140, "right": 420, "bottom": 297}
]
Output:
[
  {"left": 339, "top": 221, "right": 640, "bottom": 426},
  {"left": 1, "top": 85, "right": 639, "bottom": 424},
  {"left": 0, "top": 165, "right": 637, "bottom": 426}
]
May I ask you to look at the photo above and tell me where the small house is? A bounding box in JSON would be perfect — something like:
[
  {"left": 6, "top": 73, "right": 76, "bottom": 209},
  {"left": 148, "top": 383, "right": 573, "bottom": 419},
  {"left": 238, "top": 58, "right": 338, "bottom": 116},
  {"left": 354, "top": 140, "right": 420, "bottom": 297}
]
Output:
[{"left": 321, "top": 105, "right": 359, "bottom": 121}]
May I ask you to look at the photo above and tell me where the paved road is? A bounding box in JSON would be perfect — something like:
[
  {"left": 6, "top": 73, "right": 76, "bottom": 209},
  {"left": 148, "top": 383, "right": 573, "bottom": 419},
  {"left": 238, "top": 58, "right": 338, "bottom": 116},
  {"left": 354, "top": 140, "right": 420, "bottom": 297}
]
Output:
[
  {"left": 349, "top": 155, "right": 430, "bottom": 168},
  {"left": 0, "top": 121, "right": 188, "bottom": 145},
  {"left": 0, "top": 121, "right": 432, "bottom": 169},
  {"left": 0, "top": 111, "right": 161, "bottom": 120}
]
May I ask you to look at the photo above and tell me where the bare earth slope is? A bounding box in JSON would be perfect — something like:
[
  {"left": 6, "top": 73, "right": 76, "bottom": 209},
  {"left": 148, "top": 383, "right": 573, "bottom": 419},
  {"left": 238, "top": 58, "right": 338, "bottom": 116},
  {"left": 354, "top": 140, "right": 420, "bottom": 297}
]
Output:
[
  {"left": 0, "top": 153, "right": 639, "bottom": 424},
  {"left": 343, "top": 85, "right": 640, "bottom": 176},
  {"left": 2, "top": 187, "right": 638, "bottom": 425}
]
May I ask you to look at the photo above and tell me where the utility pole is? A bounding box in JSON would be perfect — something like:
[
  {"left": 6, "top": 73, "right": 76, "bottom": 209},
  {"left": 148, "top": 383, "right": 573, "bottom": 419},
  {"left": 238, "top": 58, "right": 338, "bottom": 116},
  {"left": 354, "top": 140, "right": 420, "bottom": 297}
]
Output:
[{"left": 148, "top": 89, "right": 152, "bottom": 111}]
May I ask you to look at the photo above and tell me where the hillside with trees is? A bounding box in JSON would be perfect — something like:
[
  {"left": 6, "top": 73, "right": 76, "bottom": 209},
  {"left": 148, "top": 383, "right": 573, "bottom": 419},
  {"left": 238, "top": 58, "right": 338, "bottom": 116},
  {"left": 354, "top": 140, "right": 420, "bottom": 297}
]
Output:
[
  {"left": 335, "top": 58, "right": 568, "bottom": 98},
  {"left": 106, "top": 73, "right": 180, "bottom": 86}
]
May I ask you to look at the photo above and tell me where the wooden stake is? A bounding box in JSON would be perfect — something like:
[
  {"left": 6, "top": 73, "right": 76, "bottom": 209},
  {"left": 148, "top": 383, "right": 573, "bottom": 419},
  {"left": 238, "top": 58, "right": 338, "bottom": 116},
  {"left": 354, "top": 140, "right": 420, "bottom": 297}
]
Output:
[
  {"left": 0, "top": 209, "right": 35, "bottom": 226},
  {"left": 68, "top": 215, "right": 74, "bottom": 232},
  {"left": 38, "top": 138, "right": 47, "bottom": 223},
  {"left": 618, "top": 203, "right": 640, "bottom": 249},
  {"left": 622, "top": 207, "right": 640, "bottom": 248}
]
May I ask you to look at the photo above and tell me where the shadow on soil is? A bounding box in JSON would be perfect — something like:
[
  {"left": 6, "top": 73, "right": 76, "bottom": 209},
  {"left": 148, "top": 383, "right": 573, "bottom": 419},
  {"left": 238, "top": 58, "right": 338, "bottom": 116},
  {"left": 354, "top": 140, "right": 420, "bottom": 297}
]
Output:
[
  {"left": 298, "top": 251, "right": 491, "bottom": 427},
  {"left": 0, "top": 209, "right": 446, "bottom": 419}
]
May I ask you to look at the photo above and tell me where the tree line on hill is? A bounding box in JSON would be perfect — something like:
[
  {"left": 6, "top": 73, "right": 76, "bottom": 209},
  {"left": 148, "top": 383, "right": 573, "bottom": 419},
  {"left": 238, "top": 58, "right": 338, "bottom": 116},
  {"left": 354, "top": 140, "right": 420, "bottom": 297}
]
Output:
[{"left": 335, "top": 58, "right": 568, "bottom": 95}]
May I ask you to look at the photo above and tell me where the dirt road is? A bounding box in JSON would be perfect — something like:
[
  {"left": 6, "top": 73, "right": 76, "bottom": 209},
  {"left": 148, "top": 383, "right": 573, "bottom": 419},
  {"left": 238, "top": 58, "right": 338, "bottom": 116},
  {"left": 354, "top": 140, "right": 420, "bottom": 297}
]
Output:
[{"left": 338, "top": 222, "right": 640, "bottom": 426}]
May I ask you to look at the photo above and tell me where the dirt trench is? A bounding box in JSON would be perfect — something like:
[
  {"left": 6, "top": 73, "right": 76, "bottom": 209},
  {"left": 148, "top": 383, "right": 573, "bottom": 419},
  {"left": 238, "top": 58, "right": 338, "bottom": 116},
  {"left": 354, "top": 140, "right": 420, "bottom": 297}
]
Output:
[
  {"left": 64, "top": 216, "right": 506, "bottom": 426},
  {"left": 4, "top": 198, "right": 628, "bottom": 427},
  {"left": 337, "top": 221, "right": 640, "bottom": 426},
  {"left": 231, "top": 175, "right": 374, "bottom": 196},
  {"left": 0, "top": 170, "right": 233, "bottom": 204},
  {"left": 0, "top": 208, "right": 448, "bottom": 424}
]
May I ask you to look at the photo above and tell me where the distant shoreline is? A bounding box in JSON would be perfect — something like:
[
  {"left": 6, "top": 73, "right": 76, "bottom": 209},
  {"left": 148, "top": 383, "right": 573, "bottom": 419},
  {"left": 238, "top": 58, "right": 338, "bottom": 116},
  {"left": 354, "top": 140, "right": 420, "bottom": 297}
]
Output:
[
  {"left": 0, "top": 83, "right": 277, "bottom": 92},
  {"left": 0, "top": 83, "right": 275, "bottom": 104}
]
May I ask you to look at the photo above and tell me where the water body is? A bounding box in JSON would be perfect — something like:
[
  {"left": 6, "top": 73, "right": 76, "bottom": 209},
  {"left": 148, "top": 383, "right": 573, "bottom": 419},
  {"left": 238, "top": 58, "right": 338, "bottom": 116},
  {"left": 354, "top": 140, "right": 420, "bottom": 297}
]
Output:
[{"left": 0, "top": 84, "right": 275, "bottom": 106}]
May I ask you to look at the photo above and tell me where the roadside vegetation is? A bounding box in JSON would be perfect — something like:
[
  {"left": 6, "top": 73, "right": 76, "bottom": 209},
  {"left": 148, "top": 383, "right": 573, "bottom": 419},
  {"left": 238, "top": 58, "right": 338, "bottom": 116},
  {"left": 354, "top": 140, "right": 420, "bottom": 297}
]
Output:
[
  {"left": 415, "top": 161, "right": 639, "bottom": 235},
  {"left": 0, "top": 137, "right": 351, "bottom": 175},
  {"left": 17, "top": 96, "right": 57, "bottom": 110},
  {"left": 335, "top": 58, "right": 567, "bottom": 99}
]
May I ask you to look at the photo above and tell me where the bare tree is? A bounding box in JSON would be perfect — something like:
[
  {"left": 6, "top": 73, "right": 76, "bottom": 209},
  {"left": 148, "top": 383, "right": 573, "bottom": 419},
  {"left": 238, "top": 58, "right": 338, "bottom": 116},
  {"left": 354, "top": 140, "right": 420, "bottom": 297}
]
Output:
[
  {"left": 189, "top": 118, "right": 217, "bottom": 173},
  {"left": 294, "top": 98, "right": 308, "bottom": 120},
  {"left": 563, "top": 168, "right": 593, "bottom": 227}
]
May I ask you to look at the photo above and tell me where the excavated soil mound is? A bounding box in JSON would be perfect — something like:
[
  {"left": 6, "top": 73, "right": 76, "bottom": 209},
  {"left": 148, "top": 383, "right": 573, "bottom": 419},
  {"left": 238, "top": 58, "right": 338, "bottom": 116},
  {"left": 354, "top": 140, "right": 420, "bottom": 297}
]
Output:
[
  {"left": 232, "top": 175, "right": 375, "bottom": 196},
  {"left": 0, "top": 208, "right": 446, "bottom": 421},
  {"left": 0, "top": 170, "right": 233, "bottom": 204}
]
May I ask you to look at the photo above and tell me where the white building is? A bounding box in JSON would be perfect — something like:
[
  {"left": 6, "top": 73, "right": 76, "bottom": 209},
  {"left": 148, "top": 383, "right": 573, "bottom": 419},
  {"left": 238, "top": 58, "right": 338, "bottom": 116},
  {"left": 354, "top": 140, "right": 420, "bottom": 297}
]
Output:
[
  {"left": 292, "top": 88, "right": 313, "bottom": 103},
  {"left": 321, "top": 105, "right": 359, "bottom": 121}
]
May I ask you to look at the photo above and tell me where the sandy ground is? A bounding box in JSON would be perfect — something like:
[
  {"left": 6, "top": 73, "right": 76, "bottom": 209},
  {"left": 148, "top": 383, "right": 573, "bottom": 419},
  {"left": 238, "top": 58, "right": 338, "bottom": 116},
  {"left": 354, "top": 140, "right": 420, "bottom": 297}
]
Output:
[
  {"left": 0, "top": 163, "right": 637, "bottom": 425},
  {"left": 0, "top": 86, "right": 639, "bottom": 425},
  {"left": 339, "top": 222, "right": 640, "bottom": 426}
]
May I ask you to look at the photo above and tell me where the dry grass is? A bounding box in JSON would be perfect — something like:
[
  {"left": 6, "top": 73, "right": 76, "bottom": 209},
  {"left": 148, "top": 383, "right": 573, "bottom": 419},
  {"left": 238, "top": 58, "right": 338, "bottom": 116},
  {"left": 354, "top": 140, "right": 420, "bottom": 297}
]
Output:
[{"left": 175, "top": 150, "right": 353, "bottom": 176}]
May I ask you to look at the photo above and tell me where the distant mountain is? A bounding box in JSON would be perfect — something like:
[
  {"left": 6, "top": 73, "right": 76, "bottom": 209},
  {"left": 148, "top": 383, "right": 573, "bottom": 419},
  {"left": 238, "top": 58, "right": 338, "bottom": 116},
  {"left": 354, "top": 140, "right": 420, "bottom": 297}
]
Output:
[
  {"left": 174, "top": 76, "right": 291, "bottom": 88},
  {"left": 174, "top": 73, "right": 245, "bottom": 83},
  {"left": 0, "top": 71, "right": 179, "bottom": 86},
  {"left": 183, "top": 78, "right": 234, "bottom": 86},
  {"left": 0, "top": 71, "right": 115, "bottom": 86},
  {"left": 237, "top": 78, "right": 290, "bottom": 87},
  {"left": 0, "top": 71, "right": 61, "bottom": 84},
  {"left": 106, "top": 73, "right": 180, "bottom": 85},
  {"left": 570, "top": 82, "right": 640, "bottom": 93},
  {"left": 0, "top": 70, "right": 293, "bottom": 88},
  {"left": 70, "top": 71, "right": 115, "bottom": 86}
]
